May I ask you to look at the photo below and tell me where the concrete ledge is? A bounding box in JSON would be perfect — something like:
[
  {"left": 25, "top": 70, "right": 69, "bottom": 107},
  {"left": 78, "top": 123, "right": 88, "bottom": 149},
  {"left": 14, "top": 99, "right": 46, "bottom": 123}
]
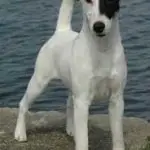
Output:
[{"left": 0, "top": 108, "right": 150, "bottom": 150}]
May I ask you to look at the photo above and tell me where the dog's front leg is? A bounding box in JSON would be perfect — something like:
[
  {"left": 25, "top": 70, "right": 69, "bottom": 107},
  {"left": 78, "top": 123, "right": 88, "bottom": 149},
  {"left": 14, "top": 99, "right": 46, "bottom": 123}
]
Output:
[
  {"left": 109, "top": 90, "right": 125, "bottom": 150},
  {"left": 74, "top": 95, "right": 89, "bottom": 150}
]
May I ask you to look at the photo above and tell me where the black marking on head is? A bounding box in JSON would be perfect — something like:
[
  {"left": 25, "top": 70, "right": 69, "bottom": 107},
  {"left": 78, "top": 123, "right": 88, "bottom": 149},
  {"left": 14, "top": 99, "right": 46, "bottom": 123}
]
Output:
[{"left": 99, "top": 0, "right": 120, "bottom": 18}]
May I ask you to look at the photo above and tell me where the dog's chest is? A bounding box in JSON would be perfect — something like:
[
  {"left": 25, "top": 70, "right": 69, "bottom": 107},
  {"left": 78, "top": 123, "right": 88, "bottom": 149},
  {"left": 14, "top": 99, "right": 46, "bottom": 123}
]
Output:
[
  {"left": 88, "top": 51, "right": 118, "bottom": 100},
  {"left": 90, "top": 75, "right": 110, "bottom": 100},
  {"left": 90, "top": 68, "right": 119, "bottom": 101}
]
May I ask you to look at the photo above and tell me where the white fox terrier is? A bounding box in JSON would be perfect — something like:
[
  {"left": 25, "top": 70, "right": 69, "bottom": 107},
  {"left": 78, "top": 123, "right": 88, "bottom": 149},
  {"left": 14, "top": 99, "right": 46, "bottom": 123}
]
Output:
[{"left": 15, "top": 0, "right": 127, "bottom": 150}]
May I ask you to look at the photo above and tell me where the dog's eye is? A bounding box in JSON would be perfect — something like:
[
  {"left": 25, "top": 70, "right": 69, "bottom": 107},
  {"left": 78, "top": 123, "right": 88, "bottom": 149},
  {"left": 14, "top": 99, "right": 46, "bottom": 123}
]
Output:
[{"left": 86, "top": 0, "right": 92, "bottom": 4}]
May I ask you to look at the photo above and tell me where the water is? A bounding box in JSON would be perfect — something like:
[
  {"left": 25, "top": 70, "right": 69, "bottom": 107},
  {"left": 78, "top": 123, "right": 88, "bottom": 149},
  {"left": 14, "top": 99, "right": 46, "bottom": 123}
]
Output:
[{"left": 0, "top": 0, "right": 150, "bottom": 120}]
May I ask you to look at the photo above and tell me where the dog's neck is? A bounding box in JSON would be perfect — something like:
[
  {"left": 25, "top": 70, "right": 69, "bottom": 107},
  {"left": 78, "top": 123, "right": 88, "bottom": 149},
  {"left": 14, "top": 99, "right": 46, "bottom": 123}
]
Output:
[{"left": 80, "top": 15, "right": 121, "bottom": 53}]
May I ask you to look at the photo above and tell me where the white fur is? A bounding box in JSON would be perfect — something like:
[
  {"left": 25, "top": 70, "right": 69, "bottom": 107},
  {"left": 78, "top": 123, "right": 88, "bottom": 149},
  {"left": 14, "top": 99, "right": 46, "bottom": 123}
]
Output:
[
  {"left": 14, "top": 0, "right": 77, "bottom": 142},
  {"left": 15, "top": 0, "right": 127, "bottom": 150}
]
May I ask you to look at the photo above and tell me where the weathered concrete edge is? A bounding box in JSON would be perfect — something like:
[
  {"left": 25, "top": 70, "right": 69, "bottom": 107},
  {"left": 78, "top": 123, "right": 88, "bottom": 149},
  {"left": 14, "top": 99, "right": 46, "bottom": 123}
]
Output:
[
  {"left": 0, "top": 107, "right": 150, "bottom": 150},
  {"left": 0, "top": 107, "right": 149, "bottom": 123}
]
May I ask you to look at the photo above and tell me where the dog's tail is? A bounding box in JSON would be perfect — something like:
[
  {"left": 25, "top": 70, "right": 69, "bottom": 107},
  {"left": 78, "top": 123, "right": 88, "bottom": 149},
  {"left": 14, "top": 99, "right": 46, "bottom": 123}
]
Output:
[{"left": 55, "top": 0, "right": 74, "bottom": 32}]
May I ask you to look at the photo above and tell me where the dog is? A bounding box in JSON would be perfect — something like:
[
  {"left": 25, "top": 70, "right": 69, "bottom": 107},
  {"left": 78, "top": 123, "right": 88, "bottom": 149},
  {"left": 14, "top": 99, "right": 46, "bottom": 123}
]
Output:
[{"left": 15, "top": 0, "right": 127, "bottom": 150}]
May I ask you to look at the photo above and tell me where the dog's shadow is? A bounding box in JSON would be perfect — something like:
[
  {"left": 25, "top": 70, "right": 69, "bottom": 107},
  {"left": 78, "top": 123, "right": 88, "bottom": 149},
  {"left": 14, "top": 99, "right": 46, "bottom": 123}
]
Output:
[
  {"left": 89, "top": 126, "right": 112, "bottom": 150},
  {"left": 25, "top": 125, "right": 112, "bottom": 150}
]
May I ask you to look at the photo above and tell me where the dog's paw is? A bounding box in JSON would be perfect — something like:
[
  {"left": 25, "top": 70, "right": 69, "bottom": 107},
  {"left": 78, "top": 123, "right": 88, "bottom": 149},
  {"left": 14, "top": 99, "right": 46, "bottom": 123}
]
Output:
[
  {"left": 66, "top": 126, "right": 74, "bottom": 137},
  {"left": 14, "top": 125, "right": 27, "bottom": 142},
  {"left": 14, "top": 129, "right": 27, "bottom": 142}
]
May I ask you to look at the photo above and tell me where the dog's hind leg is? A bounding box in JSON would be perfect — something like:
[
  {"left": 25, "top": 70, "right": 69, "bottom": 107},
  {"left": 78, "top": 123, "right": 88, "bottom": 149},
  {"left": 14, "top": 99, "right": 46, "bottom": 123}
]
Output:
[
  {"left": 66, "top": 93, "right": 74, "bottom": 136},
  {"left": 14, "top": 51, "right": 56, "bottom": 141}
]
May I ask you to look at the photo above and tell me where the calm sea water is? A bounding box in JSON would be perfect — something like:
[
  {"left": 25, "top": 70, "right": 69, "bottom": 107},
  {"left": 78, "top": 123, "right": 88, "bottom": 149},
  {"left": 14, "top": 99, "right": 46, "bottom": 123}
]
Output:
[{"left": 0, "top": 0, "right": 150, "bottom": 120}]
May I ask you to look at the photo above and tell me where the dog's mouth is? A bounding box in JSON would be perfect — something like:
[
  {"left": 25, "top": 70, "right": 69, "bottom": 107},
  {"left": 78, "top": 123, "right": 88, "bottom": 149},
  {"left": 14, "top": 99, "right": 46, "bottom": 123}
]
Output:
[{"left": 96, "top": 33, "right": 106, "bottom": 37}]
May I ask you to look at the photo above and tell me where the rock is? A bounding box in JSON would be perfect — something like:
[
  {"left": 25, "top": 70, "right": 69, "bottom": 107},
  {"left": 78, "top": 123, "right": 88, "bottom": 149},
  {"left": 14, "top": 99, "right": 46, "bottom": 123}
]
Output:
[{"left": 0, "top": 108, "right": 150, "bottom": 150}]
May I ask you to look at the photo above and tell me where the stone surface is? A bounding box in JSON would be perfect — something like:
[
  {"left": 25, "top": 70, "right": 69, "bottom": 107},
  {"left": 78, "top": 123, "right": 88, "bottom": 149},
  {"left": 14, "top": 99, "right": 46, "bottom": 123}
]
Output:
[{"left": 0, "top": 108, "right": 150, "bottom": 150}]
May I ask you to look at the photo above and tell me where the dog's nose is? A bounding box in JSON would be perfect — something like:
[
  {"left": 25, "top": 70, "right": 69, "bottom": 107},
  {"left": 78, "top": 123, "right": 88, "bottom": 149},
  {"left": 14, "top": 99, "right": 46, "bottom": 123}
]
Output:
[{"left": 93, "top": 22, "right": 105, "bottom": 33}]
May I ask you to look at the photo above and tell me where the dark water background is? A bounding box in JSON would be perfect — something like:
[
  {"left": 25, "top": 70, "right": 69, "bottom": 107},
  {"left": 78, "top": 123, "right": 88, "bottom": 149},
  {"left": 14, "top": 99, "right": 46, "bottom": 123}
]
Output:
[{"left": 0, "top": 0, "right": 150, "bottom": 120}]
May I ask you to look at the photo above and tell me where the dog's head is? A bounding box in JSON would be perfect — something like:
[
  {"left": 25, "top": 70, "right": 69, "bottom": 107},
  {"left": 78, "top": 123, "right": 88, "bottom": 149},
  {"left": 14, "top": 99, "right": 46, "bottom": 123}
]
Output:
[{"left": 80, "top": 0, "right": 120, "bottom": 37}]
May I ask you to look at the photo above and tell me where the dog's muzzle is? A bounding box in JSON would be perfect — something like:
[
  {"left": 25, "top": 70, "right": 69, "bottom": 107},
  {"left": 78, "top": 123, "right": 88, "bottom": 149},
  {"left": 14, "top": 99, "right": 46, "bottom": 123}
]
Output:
[{"left": 93, "top": 21, "right": 105, "bottom": 37}]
